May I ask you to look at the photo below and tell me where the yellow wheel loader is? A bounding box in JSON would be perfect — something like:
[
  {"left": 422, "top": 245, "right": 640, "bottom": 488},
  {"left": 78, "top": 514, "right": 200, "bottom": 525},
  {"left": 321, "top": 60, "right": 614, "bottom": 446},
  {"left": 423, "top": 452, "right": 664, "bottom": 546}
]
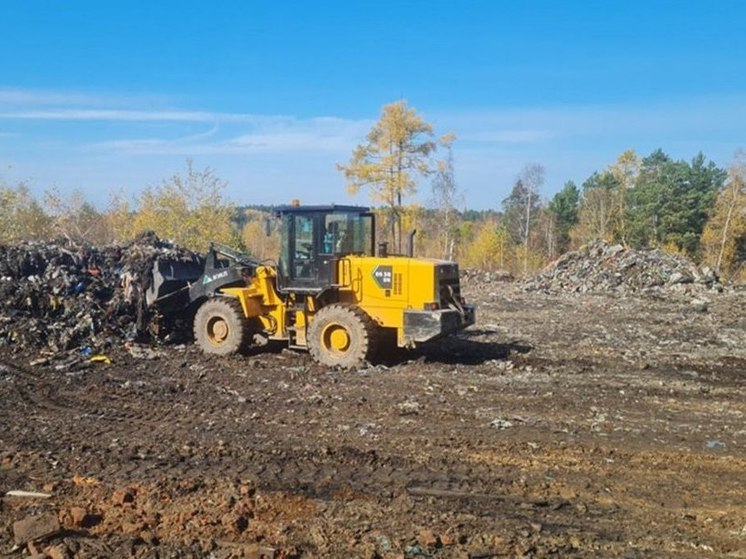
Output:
[{"left": 146, "top": 204, "right": 475, "bottom": 368}]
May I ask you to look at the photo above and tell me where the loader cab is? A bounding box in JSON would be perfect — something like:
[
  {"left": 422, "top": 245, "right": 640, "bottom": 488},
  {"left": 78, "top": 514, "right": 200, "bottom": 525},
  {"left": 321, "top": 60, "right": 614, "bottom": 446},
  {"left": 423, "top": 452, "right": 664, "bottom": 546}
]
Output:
[{"left": 276, "top": 204, "right": 374, "bottom": 292}]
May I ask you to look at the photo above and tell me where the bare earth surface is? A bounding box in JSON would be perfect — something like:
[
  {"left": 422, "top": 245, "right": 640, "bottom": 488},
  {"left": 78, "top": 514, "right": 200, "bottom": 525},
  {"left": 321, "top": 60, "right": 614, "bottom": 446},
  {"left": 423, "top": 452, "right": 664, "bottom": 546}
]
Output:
[{"left": 1, "top": 283, "right": 745, "bottom": 558}]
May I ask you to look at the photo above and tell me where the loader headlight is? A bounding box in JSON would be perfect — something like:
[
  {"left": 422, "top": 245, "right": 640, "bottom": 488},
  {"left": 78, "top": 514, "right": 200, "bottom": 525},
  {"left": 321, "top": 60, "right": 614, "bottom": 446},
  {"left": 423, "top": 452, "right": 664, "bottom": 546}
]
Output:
[{"left": 423, "top": 302, "right": 440, "bottom": 311}]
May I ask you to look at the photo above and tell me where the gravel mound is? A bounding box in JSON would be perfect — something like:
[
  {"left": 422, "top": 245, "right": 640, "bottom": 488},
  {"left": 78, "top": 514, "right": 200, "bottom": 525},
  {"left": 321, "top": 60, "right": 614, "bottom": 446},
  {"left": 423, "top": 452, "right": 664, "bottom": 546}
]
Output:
[
  {"left": 0, "top": 233, "right": 203, "bottom": 354},
  {"left": 522, "top": 240, "right": 721, "bottom": 294}
]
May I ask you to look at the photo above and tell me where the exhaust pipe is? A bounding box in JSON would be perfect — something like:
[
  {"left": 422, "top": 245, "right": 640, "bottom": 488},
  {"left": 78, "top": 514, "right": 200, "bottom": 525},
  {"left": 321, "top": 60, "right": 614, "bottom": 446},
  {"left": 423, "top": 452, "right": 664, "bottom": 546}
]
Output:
[{"left": 407, "top": 229, "right": 417, "bottom": 257}]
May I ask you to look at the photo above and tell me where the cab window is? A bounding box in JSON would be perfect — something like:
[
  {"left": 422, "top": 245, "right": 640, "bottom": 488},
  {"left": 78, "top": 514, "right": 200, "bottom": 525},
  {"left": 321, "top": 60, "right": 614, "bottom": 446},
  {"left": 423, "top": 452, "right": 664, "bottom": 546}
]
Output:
[{"left": 323, "top": 213, "right": 373, "bottom": 255}]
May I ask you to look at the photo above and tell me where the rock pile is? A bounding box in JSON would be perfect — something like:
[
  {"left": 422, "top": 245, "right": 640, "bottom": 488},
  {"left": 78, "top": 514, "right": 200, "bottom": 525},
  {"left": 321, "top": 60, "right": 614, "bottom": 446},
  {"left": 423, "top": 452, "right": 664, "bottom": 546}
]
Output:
[
  {"left": 0, "top": 233, "right": 203, "bottom": 354},
  {"left": 522, "top": 240, "right": 721, "bottom": 295}
]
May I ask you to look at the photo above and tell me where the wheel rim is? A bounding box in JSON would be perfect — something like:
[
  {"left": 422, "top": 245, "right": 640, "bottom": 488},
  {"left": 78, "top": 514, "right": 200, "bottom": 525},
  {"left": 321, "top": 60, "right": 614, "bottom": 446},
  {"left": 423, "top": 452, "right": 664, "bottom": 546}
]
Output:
[
  {"left": 207, "top": 316, "right": 229, "bottom": 345},
  {"left": 321, "top": 323, "right": 351, "bottom": 354}
]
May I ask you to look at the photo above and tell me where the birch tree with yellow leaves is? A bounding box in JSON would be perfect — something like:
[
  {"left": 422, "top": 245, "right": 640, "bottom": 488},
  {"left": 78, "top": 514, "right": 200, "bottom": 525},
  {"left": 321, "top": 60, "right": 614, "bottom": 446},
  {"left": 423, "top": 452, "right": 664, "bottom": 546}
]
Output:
[
  {"left": 338, "top": 100, "right": 437, "bottom": 252},
  {"left": 431, "top": 133, "right": 463, "bottom": 260},
  {"left": 132, "top": 160, "right": 239, "bottom": 251},
  {"left": 0, "top": 180, "right": 52, "bottom": 243},
  {"left": 701, "top": 151, "right": 746, "bottom": 280},
  {"left": 608, "top": 149, "right": 640, "bottom": 244}
]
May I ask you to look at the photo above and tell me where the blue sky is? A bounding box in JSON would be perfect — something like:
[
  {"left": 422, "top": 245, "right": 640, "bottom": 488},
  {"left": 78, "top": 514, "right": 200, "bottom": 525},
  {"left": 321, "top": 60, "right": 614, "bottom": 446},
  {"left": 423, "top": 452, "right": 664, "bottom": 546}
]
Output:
[{"left": 1, "top": 1, "right": 744, "bottom": 210}]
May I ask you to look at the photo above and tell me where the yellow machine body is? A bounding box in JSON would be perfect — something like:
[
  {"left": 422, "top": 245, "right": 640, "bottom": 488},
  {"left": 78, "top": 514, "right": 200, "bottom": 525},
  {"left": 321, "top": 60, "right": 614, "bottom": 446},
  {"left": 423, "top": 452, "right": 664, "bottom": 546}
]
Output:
[
  {"left": 221, "top": 253, "right": 474, "bottom": 350},
  {"left": 186, "top": 203, "right": 474, "bottom": 367}
]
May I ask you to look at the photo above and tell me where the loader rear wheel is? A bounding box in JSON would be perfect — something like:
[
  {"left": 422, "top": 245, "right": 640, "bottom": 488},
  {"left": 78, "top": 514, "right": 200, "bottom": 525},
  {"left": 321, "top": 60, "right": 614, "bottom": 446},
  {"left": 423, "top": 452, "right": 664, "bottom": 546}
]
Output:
[
  {"left": 193, "top": 298, "right": 248, "bottom": 355},
  {"left": 308, "top": 304, "right": 376, "bottom": 368}
]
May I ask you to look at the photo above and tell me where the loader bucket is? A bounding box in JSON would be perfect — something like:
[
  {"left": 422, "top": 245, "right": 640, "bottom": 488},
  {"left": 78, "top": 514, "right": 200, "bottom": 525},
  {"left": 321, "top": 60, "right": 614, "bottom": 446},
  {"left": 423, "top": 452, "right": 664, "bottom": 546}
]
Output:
[{"left": 145, "top": 258, "right": 204, "bottom": 308}]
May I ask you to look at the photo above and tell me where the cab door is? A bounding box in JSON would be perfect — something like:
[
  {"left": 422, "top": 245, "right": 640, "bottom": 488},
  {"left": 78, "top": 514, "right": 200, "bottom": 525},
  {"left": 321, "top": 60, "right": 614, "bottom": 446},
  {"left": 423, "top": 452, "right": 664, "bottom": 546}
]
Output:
[{"left": 278, "top": 212, "right": 326, "bottom": 291}]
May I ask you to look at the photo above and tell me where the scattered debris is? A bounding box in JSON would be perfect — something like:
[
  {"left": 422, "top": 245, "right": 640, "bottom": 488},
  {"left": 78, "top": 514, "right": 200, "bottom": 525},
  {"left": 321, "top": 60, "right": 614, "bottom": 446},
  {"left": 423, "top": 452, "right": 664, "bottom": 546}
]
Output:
[
  {"left": 111, "top": 487, "right": 135, "bottom": 505},
  {"left": 397, "top": 400, "right": 421, "bottom": 415},
  {"left": 43, "top": 543, "right": 70, "bottom": 559},
  {"left": 12, "top": 513, "right": 61, "bottom": 545},
  {"left": 5, "top": 490, "right": 52, "bottom": 499},
  {"left": 375, "top": 535, "right": 392, "bottom": 552},
  {"left": 68, "top": 507, "right": 90, "bottom": 528},
  {"left": 90, "top": 354, "right": 112, "bottom": 364},
  {"left": 490, "top": 418, "right": 514, "bottom": 430},
  {"left": 404, "top": 544, "right": 428, "bottom": 557},
  {"left": 418, "top": 528, "right": 440, "bottom": 548}
]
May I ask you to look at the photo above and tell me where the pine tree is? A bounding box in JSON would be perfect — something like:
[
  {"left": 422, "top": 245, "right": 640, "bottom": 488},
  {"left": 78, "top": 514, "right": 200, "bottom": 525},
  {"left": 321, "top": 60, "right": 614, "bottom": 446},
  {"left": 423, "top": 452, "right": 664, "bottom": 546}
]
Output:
[
  {"left": 626, "top": 149, "right": 725, "bottom": 255},
  {"left": 548, "top": 181, "right": 580, "bottom": 253}
]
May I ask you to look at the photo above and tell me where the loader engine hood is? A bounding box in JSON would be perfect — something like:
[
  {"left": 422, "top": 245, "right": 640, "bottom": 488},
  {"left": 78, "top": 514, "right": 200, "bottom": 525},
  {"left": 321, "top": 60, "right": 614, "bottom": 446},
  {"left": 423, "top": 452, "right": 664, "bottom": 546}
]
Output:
[{"left": 344, "top": 255, "right": 475, "bottom": 346}]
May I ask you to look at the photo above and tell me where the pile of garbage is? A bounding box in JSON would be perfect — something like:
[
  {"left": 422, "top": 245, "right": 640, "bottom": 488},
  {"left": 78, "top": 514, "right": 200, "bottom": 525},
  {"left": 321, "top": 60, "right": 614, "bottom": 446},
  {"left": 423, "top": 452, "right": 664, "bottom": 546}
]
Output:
[
  {"left": 522, "top": 240, "right": 722, "bottom": 295},
  {"left": 0, "top": 233, "right": 203, "bottom": 354}
]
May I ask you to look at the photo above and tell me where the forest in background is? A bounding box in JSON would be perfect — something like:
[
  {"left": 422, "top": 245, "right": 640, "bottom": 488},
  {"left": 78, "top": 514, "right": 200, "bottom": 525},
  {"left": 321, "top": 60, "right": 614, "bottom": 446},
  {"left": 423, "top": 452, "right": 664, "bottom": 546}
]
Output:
[{"left": 1, "top": 101, "right": 744, "bottom": 283}]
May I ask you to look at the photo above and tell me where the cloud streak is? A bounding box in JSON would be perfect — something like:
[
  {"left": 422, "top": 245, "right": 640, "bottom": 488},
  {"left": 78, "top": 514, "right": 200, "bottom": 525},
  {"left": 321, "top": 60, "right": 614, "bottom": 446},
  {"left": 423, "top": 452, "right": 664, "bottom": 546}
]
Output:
[
  {"left": 460, "top": 129, "right": 555, "bottom": 144},
  {"left": 2, "top": 87, "right": 744, "bottom": 208},
  {"left": 442, "top": 96, "right": 746, "bottom": 141},
  {"left": 0, "top": 89, "right": 376, "bottom": 155},
  {"left": 0, "top": 87, "right": 175, "bottom": 110},
  {"left": 91, "top": 118, "right": 372, "bottom": 156},
  {"left": 0, "top": 108, "right": 266, "bottom": 123}
]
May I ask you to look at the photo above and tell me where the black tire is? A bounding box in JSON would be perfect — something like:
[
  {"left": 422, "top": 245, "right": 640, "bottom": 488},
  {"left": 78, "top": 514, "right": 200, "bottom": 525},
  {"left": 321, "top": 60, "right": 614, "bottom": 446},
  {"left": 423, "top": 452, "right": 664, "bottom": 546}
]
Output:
[
  {"left": 193, "top": 298, "right": 249, "bottom": 356},
  {"left": 307, "top": 304, "right": 377, "bottom": 368}
]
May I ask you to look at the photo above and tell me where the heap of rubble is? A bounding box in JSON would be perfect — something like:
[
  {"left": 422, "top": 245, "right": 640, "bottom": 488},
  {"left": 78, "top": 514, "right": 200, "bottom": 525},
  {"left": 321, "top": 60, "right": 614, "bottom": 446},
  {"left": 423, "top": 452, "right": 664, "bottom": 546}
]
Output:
[
  {"left": 0, "top": 233, "right": 202, "bottom": 354},
  {"left": 522, "top": 240, "right": 722, "bottom": 294}
]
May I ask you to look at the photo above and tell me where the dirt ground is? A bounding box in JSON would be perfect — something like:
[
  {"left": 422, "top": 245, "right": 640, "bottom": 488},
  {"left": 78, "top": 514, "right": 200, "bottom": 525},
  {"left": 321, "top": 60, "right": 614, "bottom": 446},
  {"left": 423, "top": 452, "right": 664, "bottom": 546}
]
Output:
[{"left": 1, "top": 283, "right": 745, "bottom": 558}]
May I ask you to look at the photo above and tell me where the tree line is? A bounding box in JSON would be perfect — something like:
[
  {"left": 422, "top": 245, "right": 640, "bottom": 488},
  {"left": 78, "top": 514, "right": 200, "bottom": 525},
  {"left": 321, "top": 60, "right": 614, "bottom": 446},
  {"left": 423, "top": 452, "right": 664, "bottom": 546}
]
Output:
[
  {"left": 1, "top": 101, "right": 744, "bottom": 282},
  {"left": 338, "top": 101, "right": 745, "bottom": 282}
]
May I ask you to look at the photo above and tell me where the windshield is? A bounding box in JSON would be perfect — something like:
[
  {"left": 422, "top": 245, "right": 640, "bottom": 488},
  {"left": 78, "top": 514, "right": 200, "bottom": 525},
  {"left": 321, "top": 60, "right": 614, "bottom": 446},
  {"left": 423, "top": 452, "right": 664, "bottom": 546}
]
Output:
[{"left": 322, "top": 212, "right": 373, "bottom": 256}]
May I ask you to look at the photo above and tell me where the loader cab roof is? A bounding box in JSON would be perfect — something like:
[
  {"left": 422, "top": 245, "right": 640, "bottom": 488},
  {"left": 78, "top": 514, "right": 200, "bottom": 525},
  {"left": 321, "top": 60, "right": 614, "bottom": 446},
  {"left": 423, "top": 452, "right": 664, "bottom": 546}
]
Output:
[{"left": 275, "top": 204, "right": 370, "bottom": 216}]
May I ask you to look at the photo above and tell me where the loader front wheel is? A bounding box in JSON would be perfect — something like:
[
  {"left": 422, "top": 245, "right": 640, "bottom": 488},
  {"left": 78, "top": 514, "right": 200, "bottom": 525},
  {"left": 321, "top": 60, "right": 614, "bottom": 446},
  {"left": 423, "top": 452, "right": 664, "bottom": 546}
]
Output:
[
  {"left": 193, "top": 298, "right": 248, "bottom": 355},
  {"left": 308, "top": 305, "right": 376, "bottom": 368}
]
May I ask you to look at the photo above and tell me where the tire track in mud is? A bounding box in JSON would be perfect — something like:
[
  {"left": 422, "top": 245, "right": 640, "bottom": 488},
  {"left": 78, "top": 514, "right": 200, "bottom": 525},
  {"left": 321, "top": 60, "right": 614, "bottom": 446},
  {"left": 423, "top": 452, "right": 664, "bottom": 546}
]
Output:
[
  {"left": 0, "top": 355, "right": 543, "bottom": 520},
  {"left": 0, "top": 356, "right": 642, "bottom": 513},
  {"left": 0, "top": 369, "right": 688, "bottom": 555},
  {"left": 0, "top": 357, "right": 198, "bottom": 444},
  {"left": 217, "top": 443, "right": 603, "bottom": 542},
  {"left": 0, "top": 356, "right": 685, "bottom": 551}
]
